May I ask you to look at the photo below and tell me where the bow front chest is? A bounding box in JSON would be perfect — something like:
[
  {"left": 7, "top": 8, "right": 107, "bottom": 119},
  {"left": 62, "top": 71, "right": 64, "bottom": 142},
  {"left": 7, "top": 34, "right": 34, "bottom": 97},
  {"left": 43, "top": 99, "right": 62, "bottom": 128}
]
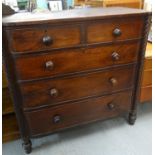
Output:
[{"left": 2, "top": 7, "right": 151, "bottom": 154}]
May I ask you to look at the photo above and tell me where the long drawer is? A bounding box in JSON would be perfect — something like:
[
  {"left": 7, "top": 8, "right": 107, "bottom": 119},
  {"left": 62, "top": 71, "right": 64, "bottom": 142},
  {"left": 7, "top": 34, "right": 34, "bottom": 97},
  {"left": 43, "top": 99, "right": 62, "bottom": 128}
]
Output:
[
  {"left": 24, "top": 90, "right": 132, "bottom": 136},
  {"left": 20, "top": 65, "right": 135, "bottom": 110},
  {"left": 87, "top": 17, "right": 143, "bottom": 43},
  {"left": 15, "top": 41, "right": 140, "bottom": 80}
]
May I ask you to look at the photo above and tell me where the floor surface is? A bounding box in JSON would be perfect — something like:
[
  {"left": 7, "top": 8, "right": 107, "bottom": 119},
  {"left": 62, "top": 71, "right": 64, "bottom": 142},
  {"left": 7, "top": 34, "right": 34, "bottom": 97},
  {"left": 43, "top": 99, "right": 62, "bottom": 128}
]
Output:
[{"left": 3, "top": 103, "right": 152, "bottom": 155}]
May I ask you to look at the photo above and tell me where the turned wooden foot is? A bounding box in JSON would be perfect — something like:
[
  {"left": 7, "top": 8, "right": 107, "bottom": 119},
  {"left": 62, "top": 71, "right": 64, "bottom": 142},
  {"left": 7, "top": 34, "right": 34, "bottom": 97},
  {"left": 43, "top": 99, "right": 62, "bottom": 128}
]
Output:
[
  {"left": 22, "top": 140, "right": 32, "bottom": 154},
  {"left": 128, "top": 112, "right": 136, "bottom": 125}
]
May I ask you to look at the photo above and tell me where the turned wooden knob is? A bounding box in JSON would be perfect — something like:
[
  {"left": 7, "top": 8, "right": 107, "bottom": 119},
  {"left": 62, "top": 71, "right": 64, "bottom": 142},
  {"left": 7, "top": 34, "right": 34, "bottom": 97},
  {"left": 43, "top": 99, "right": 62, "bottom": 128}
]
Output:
[
  {"left": 112, "top": 52, "right": 120, "bottom": 61},
  {"left": 109, "top": 77, "right": 118, "bottom": 86},
  {"left": 107, "top": 103, "right": 115, "bottom": 110},
  {"left": 53, "top": 115, "right": 61, "bottom": 123},
  {"left": 45, "top": 61, "right": 54, "bottom": 70},
  {"left": 42, "top": 35, "right": 53, "bottom": 46},
  {"left": 113, "top": 28, "right": 122, "bottom": 37},
  {"left": 50, "top": 88, "right": 58, "bottom": 97}
]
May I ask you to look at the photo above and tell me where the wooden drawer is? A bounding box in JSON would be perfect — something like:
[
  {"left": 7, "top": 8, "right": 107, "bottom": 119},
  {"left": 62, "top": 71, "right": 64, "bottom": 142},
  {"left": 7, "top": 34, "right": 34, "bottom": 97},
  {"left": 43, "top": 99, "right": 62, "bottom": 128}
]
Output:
[
  {"left": 11, "top": 25, "right": 81, "bottom": 53},
  {"left": 140, "top": 86, "right": 152, "bottom": 102},
  {"left": 2, "top": 114, "right": 20, "bottom": 143},
  {"left": 141, "top": 69, "right": 152, "bottom": 87},
  {"left": 25, "top": 90, "right": 132, "bottom": 136},
  {"left": 20, "top": 65, "right": 135, "bottom": 110},
  {"left": 87, "top": 17, "right": 143, "bottom": 44},
  {"left": 143, "top": 58, "right": 152, "bottom": 70},
  {"left": 15, "top": 41, "right": 140, "bottom": 80}
]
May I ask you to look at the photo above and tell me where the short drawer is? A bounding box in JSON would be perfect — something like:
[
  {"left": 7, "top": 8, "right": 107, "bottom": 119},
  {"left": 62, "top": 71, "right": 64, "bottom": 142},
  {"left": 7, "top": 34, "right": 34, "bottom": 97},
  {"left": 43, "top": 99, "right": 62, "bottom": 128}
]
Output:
[
  {"left": 87, "top": 17, "right": 143, "bottom": 44},
  {"left": 11, "top": 25, "right": 81, "bottom": 53},
  {"left": 25, "top": 91, "right": 132, "bottom": 136},
  {"left": 20, "top": 65, "right": 135, "bottom": 110},
  {"left": 15, "top": 41, "right": 140, "bottom": 80},
  {"left": 24, "top": 90, "right": 132, "bottom": 136}
]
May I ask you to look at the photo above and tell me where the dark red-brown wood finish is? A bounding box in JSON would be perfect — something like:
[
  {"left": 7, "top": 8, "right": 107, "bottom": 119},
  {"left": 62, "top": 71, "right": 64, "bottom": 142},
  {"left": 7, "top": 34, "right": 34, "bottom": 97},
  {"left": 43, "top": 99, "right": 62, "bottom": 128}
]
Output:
[{"left": 2, "top": 7, "right": 151, "bottom": 154}]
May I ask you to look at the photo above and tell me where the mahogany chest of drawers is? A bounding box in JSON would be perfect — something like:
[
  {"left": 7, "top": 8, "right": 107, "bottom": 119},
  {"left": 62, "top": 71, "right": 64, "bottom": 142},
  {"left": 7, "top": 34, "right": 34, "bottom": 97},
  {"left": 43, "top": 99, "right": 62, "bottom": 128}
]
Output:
[{"left": 2, "top": 7, "right": 151, "bottom": 154}]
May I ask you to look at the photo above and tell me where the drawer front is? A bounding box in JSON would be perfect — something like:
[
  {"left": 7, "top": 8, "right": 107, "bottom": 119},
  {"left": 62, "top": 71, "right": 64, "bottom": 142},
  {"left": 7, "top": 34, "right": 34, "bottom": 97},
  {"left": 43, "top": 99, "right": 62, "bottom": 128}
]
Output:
[
  {"left": 20, "top": 65, "right": 135, "bottom": 109},
  {"left": 25, "top": 90, "right": 132, "bottom": 136},
  {"left": 144, "top": 58, "right": 152, "bottom": 70},
  {"left": 141, "top": 69, "right": 152, "bottom": 87},
  {"left": 140, "top": 86, "right": 152, "bottom": 102},
  {"left": 15, "top": 41, "right": 140, "bottom": 80},
  {"left": 87, "top": 17, "right": 143, "bottom": 43},
  {"left": 11, "top": 25, "right": 81, "bottom": 53},
  {"left": 2, "top": 114, "right": 20, "bottom": 143}
]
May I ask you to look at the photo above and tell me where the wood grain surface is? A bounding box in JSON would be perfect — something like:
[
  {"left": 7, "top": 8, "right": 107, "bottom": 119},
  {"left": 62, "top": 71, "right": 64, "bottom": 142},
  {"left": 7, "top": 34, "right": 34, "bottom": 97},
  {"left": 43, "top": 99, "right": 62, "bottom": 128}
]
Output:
[
  {"left": 25, "top": 90, "right": 132, "bottom": 136},
  {"left": 11, "top": 25, "right": 81, "bottom": 53},
  {"left": 20, "top": 65, "right": 135, "bottom": 110},
  {"left": 15, "top": 41, "right": 140, "bottom": 80}
]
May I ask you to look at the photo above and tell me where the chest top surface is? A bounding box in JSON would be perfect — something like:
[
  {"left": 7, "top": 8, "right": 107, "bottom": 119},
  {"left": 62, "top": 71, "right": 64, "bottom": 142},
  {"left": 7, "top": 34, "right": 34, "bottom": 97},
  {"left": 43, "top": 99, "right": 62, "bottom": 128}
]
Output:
[{"left": 2, "top": 7, "right": 151, "bottom": 27}]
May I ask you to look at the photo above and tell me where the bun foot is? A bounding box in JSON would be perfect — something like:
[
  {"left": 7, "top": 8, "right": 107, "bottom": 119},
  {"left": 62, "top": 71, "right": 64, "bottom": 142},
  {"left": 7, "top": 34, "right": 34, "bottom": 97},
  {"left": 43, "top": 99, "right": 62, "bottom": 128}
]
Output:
[
  {"left": 128, "top": 112, "right": 136, "bottom": 125},
  {"left": 22, "top": 140, "right": 32, "bottom": 154}
]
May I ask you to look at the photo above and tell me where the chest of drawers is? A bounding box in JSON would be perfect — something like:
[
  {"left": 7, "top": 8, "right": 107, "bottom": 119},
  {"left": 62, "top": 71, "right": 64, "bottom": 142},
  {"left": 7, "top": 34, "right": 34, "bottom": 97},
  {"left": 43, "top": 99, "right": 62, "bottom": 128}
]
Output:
[{"left": 2, "top": 7, "right": 151, "bottom": 154}]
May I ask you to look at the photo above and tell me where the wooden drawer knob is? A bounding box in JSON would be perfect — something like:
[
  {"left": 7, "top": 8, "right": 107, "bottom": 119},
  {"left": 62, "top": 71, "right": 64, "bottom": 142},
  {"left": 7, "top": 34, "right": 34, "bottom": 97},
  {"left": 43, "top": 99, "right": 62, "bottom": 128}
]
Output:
[
  {"left": 112, "top": 52, "right": 120, "bottom": 61},
  {"left": 53, "top": 115, "right": 61, "bottom": 123},
  {"left": 42, "top": 35, "right": 53, "bottom": 46},
  {"left": 45, "top": 61, "right": 54, "bottom": 70},
  {"left": 107, "top": 103, "right": 115, "bottom": 110},
  {"left": 113, "top": 28, "right": 122, "bottom": 37},
  {"left": 50, "top": 88, "right": 58, "bottom": 97},
  {"left": 109, "top": 77, "right": 118, "bottom": 86}
]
